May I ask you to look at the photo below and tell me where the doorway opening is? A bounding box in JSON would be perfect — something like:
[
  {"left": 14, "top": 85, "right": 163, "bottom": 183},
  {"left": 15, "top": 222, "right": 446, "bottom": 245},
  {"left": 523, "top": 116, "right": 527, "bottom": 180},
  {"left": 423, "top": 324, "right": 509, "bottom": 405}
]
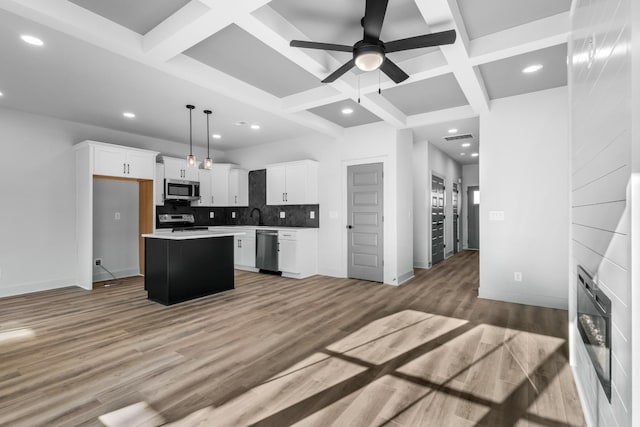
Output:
[{"left": 431, "top": 174, "right": 445, "bottom": 265}]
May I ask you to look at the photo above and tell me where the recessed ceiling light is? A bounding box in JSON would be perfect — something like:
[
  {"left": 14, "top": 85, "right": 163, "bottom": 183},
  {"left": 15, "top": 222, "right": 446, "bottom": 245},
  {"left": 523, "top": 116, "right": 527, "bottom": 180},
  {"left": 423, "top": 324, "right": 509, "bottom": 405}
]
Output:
[
  {"left": 460, "top": 153, "right": 466, "bottom": 156},
  {"left": 0, "top": 91, "right": 3, "bottom": 97},
  {"left": 448, "top": 128, "right": 458, "bottom": 134},
  {"left": 341, "top": 108, "right": 354, "bottom": 115},
  {"left": 522, "top": 64, "right": 543, "bottom": 74},
  {"left": 462, "top": 143, "right": 471, "bottom": 147},
  {"left": 21, "top": 35, "right": 44, "bottom": 46},
  {"left": 251, "top": 124, "right": 260, "bottom": 130},
  {"left": 122, "top": 112, "right": 136, "bottom": 119},
  {"left": 234, "top": 121, "right": 246, "bottom": 126},
  {"left": 471, "top": 153, "right": 479, "bottom": 157},
  {"left": 212, "top": 134, "right": 222, "bottom": 139}
]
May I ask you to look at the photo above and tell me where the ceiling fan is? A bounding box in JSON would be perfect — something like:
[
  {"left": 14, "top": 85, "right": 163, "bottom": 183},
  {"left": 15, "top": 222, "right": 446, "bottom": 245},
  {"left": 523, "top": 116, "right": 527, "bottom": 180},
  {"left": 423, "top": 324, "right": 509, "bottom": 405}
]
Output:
[{"left": 290, "top": 0, "right": 456, "bottom": 84}]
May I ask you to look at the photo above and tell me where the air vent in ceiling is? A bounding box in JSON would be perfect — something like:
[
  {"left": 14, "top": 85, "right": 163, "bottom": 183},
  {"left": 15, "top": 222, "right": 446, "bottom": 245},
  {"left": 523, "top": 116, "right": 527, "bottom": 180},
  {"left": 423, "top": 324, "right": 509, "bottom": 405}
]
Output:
[{"left": 443, "top": 133, "right": 474, "bottom": 142}]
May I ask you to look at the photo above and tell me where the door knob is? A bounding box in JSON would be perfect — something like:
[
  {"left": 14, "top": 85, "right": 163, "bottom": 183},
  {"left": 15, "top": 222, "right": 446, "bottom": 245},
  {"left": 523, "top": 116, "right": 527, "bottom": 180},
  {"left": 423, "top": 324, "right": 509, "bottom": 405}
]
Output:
[{"left": 346, "top": 225, "right": 353, "bottom": 229}]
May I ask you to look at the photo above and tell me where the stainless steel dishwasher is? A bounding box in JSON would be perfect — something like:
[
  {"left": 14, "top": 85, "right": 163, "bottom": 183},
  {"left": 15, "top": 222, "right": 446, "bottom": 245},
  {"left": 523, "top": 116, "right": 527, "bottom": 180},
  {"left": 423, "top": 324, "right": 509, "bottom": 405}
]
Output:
[{"left": 256, "top": 230, "right": 279, "bottom": 272}]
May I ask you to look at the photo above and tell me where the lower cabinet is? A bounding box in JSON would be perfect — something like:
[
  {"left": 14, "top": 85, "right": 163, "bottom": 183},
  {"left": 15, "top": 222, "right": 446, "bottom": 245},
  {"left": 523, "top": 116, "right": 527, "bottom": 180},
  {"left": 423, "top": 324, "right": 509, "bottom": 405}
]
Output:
[
  {"left": 278, "top": 229, "right": 317, "bottom": 279},
  {"left": 234, "top": 230, "right": 256, "bottom": 271}
]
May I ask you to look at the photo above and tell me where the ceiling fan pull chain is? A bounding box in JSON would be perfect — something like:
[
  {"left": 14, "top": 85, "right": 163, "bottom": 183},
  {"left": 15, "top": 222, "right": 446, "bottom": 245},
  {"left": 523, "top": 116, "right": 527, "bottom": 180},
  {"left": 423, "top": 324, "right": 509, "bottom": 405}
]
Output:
[
  {"left": 378, "top": 70, "right": 381, "bottom": 94},
  {"left": 358, "top": 75, "right": 361, "bottom": 104}
]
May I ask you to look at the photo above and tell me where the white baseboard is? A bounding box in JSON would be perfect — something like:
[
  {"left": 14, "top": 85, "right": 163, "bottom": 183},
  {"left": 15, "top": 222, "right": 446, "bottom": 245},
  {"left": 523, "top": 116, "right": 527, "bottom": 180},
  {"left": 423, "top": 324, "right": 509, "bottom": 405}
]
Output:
[
  {"left": 397, "top": 270, "right": 415, "bottom": 285},
  {"left": 0, "top": 277, "right": 77, "bottom": 298},
  {"left": 478, "top": 288, "right": 568, "bottom": 310},
  {"left": 414, "top": 260, "right": 430, "bottom": 269},
  {"left": 93, "top": 267, "right": 140, "bottom": 283}
]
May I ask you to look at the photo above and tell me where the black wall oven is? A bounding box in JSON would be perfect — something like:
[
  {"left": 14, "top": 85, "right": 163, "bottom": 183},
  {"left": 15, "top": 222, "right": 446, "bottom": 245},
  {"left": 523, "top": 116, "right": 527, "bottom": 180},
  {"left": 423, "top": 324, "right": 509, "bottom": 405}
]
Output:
[{"left": 576, "top": 266, "right": 612, "bottom": 401}]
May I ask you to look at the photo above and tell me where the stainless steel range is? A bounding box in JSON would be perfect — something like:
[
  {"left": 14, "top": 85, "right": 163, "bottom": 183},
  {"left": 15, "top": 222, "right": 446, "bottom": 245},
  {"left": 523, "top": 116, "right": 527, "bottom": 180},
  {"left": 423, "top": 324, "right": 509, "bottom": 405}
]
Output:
[
  {"left": 157, "top": 214, "right": 207, "bottom": 231},
  {"left": 576, "top": 266, "right": 611, "bottom": 401}
]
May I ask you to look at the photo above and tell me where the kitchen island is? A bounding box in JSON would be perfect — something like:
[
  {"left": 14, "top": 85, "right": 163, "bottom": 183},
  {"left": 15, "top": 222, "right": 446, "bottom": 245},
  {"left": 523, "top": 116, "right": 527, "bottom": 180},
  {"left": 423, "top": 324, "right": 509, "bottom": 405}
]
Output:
[{"left": 142, "top": 230, "right": 245, "bottom": 305}]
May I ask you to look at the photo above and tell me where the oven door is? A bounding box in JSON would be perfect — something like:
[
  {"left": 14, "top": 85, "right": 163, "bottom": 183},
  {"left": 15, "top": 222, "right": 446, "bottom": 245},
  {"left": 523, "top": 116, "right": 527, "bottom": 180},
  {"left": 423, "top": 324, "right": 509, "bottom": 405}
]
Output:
[{"left": 165, "top": 179, "right": 200, "bottom": 201}]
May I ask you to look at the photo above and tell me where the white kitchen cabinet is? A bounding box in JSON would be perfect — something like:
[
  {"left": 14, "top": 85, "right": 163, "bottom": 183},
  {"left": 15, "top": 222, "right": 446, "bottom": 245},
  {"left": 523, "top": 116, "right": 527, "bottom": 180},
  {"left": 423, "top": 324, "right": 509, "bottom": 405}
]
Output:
[
  {"left": 229, "top": 168, "right": 249, "bottom": 206},
  {"left": 155, "top": 163, "right": 165, "bottom": 206},
  {"left": 278, "top": 229, "right": 317, "bottom": 279},
  {"left": 210, "top": 164, "right": 231, "bottom": 206},
  {"left": 234, "top": 230, "right": 256, "bottom": 270},
  {"left": 93, "top": 144, "right": 155, "bottom": 179},
  {"left": 266, "top": 160, "right": 318, "bottom": 205},
  {"left": 162, "top": 156, "right": 198, "bottom": 181},
  {"left": 193, "top": 169, "right": 213, "bottom": 207}
]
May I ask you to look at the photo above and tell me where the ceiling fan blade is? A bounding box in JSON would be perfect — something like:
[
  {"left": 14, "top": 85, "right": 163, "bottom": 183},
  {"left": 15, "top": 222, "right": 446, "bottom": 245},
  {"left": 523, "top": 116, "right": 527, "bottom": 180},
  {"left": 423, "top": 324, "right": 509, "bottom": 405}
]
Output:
[
  {"left": 322, "top": 59, "right": 356, "bottom": 83},
  {"left": 363, "top": 0, "right": 389, "bottom": 40},
  {"left": 384, "top": 29, "right": 457, "bottom": 53},
  {"left": 290, "top": 40, "right": 353, "bottom": 52},
  {"left": 380, "top": 58, "right": 409, "bottom": 83}
]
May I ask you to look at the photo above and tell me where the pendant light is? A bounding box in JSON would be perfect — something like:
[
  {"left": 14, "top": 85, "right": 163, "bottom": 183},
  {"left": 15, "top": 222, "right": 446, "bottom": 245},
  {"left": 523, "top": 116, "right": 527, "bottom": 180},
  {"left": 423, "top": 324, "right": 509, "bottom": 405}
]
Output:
[
  {"left": 186, "top": 104, "right": 196, "bottom": 167},
  {"left": 203, "top": 109, "right": 213, "bottom": 170}
]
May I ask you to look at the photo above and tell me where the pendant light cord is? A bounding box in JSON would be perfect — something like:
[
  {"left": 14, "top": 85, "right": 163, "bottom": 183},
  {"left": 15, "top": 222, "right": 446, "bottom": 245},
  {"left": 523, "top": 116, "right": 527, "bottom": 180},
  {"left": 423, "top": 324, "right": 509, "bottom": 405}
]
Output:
[
  {"left": 205, "top": 110, "right": 211, "bottom": 157},
  {"left": 189, "top": 107, "right": 193, "bottom": 156}
]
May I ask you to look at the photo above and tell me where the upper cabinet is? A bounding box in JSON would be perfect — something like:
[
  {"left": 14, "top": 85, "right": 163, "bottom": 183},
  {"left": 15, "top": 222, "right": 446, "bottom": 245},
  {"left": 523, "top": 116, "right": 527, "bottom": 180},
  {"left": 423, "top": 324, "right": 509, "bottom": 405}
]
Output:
[
  {"left": 93, "top": 143, "right": 156, "bottom": 180},
  {"left": 229, "top": 168, "right": 249, "bottom": 206},
  {"left": 193, "top": 169, "right": 213, "bottom": 207},
  {"left": 266, "top": 160, "right": 318, "bottom": 205},
  {"left": 155, "top": 163, "right": 165, "bottom": 206},
  {"left": 210, "top": 164, "right": 248, "bottom": 207},
  {"left": 161, "top": 156, "right": 199, "bottom": 181}
]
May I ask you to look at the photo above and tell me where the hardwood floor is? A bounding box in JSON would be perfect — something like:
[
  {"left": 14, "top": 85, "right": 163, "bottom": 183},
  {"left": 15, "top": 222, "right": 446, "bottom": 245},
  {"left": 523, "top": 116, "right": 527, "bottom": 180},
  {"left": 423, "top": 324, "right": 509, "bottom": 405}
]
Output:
[{"left": 0, "top": 251, "right": 585, "bottom": 426}]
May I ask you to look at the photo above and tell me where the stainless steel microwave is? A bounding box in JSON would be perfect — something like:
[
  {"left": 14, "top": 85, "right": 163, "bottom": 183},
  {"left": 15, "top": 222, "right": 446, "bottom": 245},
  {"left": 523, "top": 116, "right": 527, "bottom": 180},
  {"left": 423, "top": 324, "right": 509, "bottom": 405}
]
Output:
[{"left": 164, "top": 179, "right": 200, "bottom": 201}]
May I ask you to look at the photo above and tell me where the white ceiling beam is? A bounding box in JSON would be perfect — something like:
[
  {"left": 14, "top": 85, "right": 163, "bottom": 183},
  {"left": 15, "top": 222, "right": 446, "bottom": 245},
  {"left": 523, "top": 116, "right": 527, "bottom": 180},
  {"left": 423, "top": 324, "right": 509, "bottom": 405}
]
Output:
[
  {"left": 282, "top": 86, "right": 346, "bottom": 113},
  {"left": 469, "top": 12, "right": 570, "bottom": 66},
  {"left": 414, "top": 0, "right": 490, "bottom": 113},
  {"left": 237, "top": 5, "right": 406, "bottom": 127},
  {"left": 406, "top": 105, "right": 477, "bottom": 128},
  {"left": 143, "top": 0, "right": 273, "bottom": 62}
]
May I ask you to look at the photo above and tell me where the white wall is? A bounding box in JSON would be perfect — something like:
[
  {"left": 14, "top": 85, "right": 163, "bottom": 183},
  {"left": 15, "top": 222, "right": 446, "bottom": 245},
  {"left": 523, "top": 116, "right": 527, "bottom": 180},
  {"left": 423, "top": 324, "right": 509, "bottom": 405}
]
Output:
[
  {"left": 0, "top": 107, "right": 222, "bottom": 297},
  {"left": 479, "top": 87, "right": 570, "bottom": 310},
  {"left": 396, "top": 129, "right": 414, "bottom": 283},
  {"left": 92, "top": 179, "right": 139, "bottom": 281},
  {"left": 223, "top": 122, "right": 414, "bottom": 285},
  {"left": 570, "top": 0, "right": 636, "bottom": 424},
  {"left": 462, "top": 164, "right": 479, "bottom": 249}
]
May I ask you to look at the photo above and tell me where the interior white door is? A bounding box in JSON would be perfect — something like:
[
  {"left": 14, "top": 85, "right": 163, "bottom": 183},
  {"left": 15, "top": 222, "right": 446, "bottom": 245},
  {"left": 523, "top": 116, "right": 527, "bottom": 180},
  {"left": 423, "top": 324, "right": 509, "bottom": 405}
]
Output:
[{"left": 347, "top": 163, "right": 383, "bottom": 282}]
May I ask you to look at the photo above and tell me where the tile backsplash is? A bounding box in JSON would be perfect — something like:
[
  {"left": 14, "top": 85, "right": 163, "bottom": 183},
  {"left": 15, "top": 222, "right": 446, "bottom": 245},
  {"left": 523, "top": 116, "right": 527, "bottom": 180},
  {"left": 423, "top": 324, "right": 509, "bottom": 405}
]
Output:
[{"left": 157, "top": 169, "right": 319, "bottom": 228}]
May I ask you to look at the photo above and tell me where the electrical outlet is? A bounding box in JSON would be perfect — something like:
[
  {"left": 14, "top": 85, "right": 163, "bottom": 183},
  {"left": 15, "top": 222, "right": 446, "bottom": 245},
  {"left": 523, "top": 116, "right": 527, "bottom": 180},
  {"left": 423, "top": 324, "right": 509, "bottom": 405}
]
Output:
[
  {"left": 95, "top": 258, "right": 102, "bottom": 266},
  {"left": 514, "top": 272, "right": 522, "bottom": 282},
  {"left": 310, "top": 211, "right": 315, "bottom": 219},
  {"left": 209, "top": 211, "right": 215, "bottom": 219},
  {"left": 232, "top": 211, "right": 236, "bottom": 219},
  {"left": 114, "top": 212, "right": 121, "bottom": 220},
  {"left": 280, "top": 211, "right": 286, "bottom": 219}
]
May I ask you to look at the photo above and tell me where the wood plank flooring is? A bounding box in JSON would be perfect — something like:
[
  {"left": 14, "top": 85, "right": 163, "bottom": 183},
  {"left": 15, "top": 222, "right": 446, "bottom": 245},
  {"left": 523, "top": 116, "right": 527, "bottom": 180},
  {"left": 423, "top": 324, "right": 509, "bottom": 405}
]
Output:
[{"left": 0, "top": 251, "right": 585, "bottom": 426}]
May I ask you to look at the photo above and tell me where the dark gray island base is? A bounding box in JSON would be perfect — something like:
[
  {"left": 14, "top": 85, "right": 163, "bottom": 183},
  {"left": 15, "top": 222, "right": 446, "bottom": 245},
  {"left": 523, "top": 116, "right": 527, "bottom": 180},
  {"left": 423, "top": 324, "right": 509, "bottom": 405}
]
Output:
[{"left": 144, "top": 232, "right": 239, "bottom": 305}]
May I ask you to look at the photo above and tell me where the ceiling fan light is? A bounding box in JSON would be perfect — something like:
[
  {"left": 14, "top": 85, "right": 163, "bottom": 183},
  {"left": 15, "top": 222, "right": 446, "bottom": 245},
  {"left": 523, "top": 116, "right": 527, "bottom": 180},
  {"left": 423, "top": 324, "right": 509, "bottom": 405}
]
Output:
[{"left": 355, "top": 52, "right": 384, "bottom": 71}]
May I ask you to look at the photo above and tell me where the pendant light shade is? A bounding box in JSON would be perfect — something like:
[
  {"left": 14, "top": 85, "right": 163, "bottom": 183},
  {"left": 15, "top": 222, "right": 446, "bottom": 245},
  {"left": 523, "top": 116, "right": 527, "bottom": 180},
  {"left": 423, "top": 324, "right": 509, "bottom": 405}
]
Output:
[
  {"left": 186, "top": 104, "right": 196, "bottom": 167},
  {"left": 203, "top": 109, "right": 213, "bottom": 170}
]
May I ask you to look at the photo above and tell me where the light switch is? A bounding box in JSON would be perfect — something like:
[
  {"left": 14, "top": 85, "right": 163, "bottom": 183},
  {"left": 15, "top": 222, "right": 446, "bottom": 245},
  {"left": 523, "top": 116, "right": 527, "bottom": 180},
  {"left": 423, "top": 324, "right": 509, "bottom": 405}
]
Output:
[
  {"left": 280, "top": 211, "right": 286, "bottom": 219},
  {"left": 232, "top": 212, "right": 236, "bottom": 219},
  {"left": 209, "top": 212, "right": 215, "bottom": 219},
  {"left": 310, "top": 211, "right": 315, "bottom": 219},
  {"left": 489, "top": 211, "right": 504, "bottom": 221},
  {"left": 114, "top": 212, "right": 121, "bottom": 220}
]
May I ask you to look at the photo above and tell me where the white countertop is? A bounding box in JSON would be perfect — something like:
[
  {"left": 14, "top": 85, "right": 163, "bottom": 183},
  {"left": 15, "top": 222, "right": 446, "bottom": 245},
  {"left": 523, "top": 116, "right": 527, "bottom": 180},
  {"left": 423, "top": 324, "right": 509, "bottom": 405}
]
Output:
[{"left": 142, "top": 230, "right": 246, "bottom": 240}]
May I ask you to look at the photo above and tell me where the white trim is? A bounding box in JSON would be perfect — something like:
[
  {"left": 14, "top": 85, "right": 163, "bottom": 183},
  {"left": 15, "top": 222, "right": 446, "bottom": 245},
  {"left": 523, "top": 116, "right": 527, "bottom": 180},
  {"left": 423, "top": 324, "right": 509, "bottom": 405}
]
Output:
[
  {"left": 397, "top": 270, "right": 415, "bottom": 285},
  {"left": 93, "top": 268, "right": 140, "bottom": 283},
  {"left": 478, "top": 288, "right": 568, "bottom": 310},
  {"left": 0, "top": 278, "right": 78, "bottom": 298}
]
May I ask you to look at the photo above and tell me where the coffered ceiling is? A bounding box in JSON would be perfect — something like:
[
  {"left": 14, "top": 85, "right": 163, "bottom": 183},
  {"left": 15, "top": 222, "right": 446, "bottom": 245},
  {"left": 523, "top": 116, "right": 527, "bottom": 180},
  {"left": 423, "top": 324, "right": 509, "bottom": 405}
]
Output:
[{"left": 0, "top": 0, "right": 572, "bottom": 156}]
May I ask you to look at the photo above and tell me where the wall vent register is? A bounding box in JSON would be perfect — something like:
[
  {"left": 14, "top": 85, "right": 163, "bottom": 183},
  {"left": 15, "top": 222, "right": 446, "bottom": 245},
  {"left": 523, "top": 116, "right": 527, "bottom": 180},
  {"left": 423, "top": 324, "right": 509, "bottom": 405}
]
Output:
[
  {"left": 443, "top": 133, "right": 474, "bottom": 142},
  {"left": 576, "top": 266, "right": 611, "bottom": 401}
]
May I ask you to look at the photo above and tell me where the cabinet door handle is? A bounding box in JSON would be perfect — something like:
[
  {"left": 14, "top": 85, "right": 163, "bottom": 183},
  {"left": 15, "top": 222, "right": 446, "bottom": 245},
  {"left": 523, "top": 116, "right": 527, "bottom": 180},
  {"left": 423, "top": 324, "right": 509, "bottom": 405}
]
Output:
[
  {"left": 282, "top": 193, "right": 285, "bottom": 202},
  {"left": 127, "top": 164, "right": 130, "bottom": 174},
  {"left": 277, "top": 242, "right": 280, "bottom": 252},
  {"left": 123, "top": 163, "right": 126, "bottom": 174},
  {"left": 285, "top": 192, "right": 288, "bottom": 202},
  {"left": 235, "top": 195, "right": 237, "bottom": 204}
]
